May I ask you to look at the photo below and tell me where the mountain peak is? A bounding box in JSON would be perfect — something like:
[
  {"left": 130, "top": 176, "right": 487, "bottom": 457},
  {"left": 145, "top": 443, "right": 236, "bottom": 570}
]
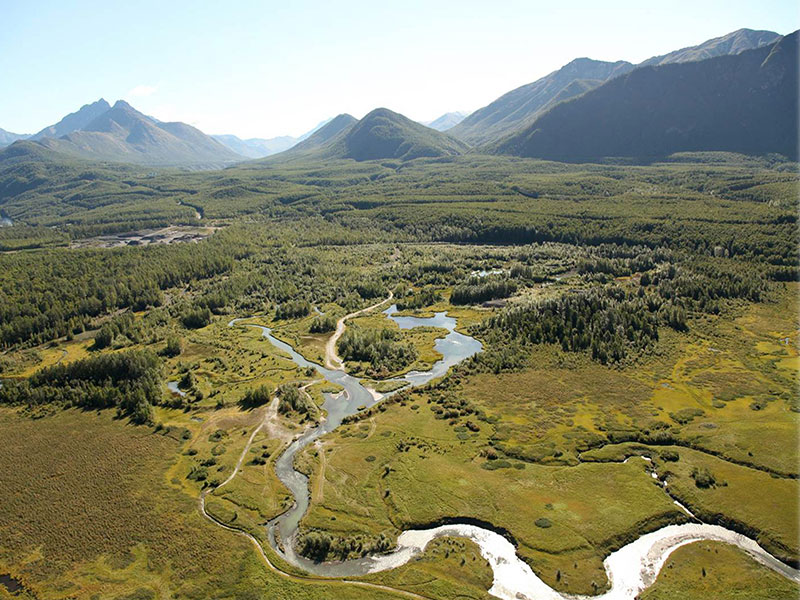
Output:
[
  {"left": 492, "top": 34, "right": 797, "bottom": 160},
  {"left": 112, "top": 99, "right": 135, "bottom": 110},
  {"left": 342, "top": 107, "right": 468, "bottom": 161},
  {"left": 31, "top": 98, "right": 113, "bottom": 140},
  {"left": 29, "top": 98, "right": 242, "bottom": 166}
]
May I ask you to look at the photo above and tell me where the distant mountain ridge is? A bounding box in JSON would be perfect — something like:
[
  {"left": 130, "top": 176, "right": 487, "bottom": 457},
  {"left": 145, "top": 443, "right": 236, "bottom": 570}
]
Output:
[
  {"left": 24, "top": 99, "right": 242, "bottom": 166},
  {"left": 212, "top": 117, "right": 335, "bottom": 158},
  {"left": 492, "top": 31, "right": 798, "bottom": 161},
  {"left": 423, "top": 112, "right": 469, "bottom": 131},
  {"left": 0, "top": 128, "right": 29, "bottom": 147},
  {"left": 212, "top": 134, "right": 297, "bottom": 158},
  {"left": 450, "top": 28, "right": 780, "bottom": 145}
]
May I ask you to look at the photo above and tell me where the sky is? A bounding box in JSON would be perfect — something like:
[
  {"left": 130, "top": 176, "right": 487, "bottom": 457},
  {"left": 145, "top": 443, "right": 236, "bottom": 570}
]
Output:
[{"left": 1, "top": 0, "right": 798, "bottom": 139}]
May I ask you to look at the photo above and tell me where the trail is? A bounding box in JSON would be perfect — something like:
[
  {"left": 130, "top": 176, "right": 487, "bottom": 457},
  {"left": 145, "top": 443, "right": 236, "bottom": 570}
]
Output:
[
  {"left": 325, "top": 292, "right": 393, "bottom": 369},
  {"left": 198, "top": 398, "right": 431, "bottom": 600}
]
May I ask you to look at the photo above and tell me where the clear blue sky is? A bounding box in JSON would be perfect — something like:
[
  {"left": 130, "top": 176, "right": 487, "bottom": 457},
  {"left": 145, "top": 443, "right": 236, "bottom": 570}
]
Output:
[{"left": 1, "top": 0, "right": 797, "bottom": 138}]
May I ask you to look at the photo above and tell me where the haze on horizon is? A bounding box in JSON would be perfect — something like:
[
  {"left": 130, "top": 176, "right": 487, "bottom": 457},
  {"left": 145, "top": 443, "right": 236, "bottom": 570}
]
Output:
[{"left": 1, "top": 0, "right": 798, "bottom": 139}]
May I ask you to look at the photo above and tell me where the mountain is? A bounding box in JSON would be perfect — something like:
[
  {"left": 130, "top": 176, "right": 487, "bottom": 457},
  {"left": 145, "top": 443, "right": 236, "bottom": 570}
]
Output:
[
  {"left": 450, "top": 28, "right": 780, "bottom": 145},
  {"left": 30, "top": 100, "right": 242, "bottom": 166},
  {"left": 297, "top": 117, "right": 333, "bottom": 142},
  {"left": 212, "top": 117, "right": 335, "bottom": 159},
  {"left": 491, "top": 32, "right": 798, "bottom": 161},
  {"left": 212, "top": 134, "right": 298, "bottom": 158},
  {"left": 342, "top": 109, "right": 469, "bottom": 160},
  {"left": 449, "top": 59, "right": 634, "bottom": 144},
  {"left": 640, "top": 28, "right": 780, "bottom": 66},
  {"left": 424, "top": 112, "right": 469, "bottom": 131},
  {"left": 265, "top": 109, "right": 469, "bottom": 163},
  {"left": 0, "top": 128, "right": 29, "bottom": 147},
  {"left": 31, "top": 99, "right": 111, "bottom": 140}
]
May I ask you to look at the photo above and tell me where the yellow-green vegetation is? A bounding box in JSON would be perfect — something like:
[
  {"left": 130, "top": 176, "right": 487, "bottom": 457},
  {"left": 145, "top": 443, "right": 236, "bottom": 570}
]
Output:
[
  {"left": 0, "top": 407, "right": 261, "bottom": 600},
  {"left": 360, "top": 537, "right": 493, "bottom": 600},
  {"left": 654, "top": 447, "right": 798, "bottom": 564},
  {"left": 1, "top": 152, "right": 798, "bottom": 599},
  {"left": 293, "top": 282, "right": 798, "bottom": 595},
  {"left": 641, "top": 541, "right": 799, "bottom": 600},
  {"left": 268, "top": 309, "right": 339, "bottom": 366},
  {"left": 298, "top": 397, "right": 687, "bottom": 594},
  {"left": 0, "top": 407, "right": 464, "bottom": 600}
]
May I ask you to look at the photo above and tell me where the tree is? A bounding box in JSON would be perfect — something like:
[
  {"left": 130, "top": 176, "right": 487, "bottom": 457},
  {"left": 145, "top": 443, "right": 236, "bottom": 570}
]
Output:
[
  {"left": 94, "top": 325, "right": 114, "bottom": 349},
  {"left": 162, "top": 335, "right": 182, "bottom": 357}
]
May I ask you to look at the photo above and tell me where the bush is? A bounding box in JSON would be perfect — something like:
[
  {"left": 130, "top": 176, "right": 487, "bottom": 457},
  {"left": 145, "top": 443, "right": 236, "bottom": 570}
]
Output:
[
  {"left": 691, "top": 467, "right": 716, "bottom": 488},
  {"left": 310, "top": 315, "right": 336, "bottom": 333},
  {"left": 0, "top": 349, "right": 161, "bottom": 424},
  {"left": 337, "top": 326, "right": 417, "bottom": 375},
  {"left": 162, "top": 335, "right": 182, "bottom": 357},
  {"left": 275, "top": 300, "right": 311, "bottom": 320},
  {"left": 451, "top": 276, "right": 517, "bottom": 305},
  {"left": 240, "top": 385, "right": 273, "bottom": 409},
  {"left": 181, "top": 307, "right": 212, "bottom": 329},
  {"left": 277, "top": 384, "right": 311, "bottom": 415}
]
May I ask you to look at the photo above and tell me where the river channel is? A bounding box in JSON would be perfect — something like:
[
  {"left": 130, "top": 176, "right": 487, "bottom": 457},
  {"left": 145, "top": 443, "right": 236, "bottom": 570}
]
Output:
[{"left": 227, "top": 305, "right": 799, "bottom": 599}]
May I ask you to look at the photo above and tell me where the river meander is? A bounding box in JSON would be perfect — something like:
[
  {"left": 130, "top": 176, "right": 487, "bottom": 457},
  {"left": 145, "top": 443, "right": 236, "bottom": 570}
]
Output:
[{"left": 227, "top": 305, "right": 799, "bottom": 599}]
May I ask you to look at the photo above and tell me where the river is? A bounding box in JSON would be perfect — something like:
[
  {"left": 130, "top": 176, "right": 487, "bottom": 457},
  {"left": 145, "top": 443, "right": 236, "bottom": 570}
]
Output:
[{"left": 227, "top": 305, "right": 800, "bottom": 598}]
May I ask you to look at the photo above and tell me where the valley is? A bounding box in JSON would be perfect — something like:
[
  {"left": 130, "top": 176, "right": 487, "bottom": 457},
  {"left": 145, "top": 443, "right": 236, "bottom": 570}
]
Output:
[
  {"left": 0, "top": 16, "right": 798, "bottom": 600},
  {"left": 0, "top": 150, "right": 797, "bottom": 599}
]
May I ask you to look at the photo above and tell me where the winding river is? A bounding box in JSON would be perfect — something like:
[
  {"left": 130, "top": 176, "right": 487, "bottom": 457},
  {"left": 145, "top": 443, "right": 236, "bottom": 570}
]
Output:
[{"left": 227, "top": 304, "right": 800, "bottom": 599}]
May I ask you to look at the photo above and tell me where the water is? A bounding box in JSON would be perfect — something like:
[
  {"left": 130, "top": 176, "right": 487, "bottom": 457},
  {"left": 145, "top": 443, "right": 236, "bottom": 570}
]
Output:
[
  {"left": 167, "top": 382, "right": 186, "bottom": 397},
  {"left": 376, "top": 523, "right": 800, "bottom": 600},
  {"left": 227, "top": 311, "right": 799, "bottom": 597},
  {"left": 0, "top": 574, "right": 23, "bottom": 594},
  {"left": 229, "top": 307, "right": 482, "bottom": 575}
]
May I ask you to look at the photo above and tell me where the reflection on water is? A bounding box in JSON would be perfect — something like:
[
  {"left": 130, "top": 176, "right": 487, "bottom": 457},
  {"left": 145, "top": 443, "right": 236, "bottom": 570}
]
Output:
[{"left": 167, "top": 382, "right": 186, "bottom": 397}]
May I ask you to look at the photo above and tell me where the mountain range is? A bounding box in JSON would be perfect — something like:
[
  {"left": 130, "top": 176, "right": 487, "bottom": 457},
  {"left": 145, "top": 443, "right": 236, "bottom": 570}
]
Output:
[
  {"left": 1, "top": 27, "right": 795, "bottom": 168},
  {"left": 492, "top": 31, "right": 798, "bottom": 161},
  {"left": 211, "top": 134, "right": 297, "bottom": 159},
  {"left": 212, "top": 117, "right": 334, "bottom": 158},
  {"left": 449, "top": 28, "right": 781, "bottom": 145}
]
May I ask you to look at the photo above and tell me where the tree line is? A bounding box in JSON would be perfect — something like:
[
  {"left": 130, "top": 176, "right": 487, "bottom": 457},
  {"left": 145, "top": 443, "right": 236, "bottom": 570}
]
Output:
[{"left": 0, "top": 349, "right": 161, "bottom": 424}]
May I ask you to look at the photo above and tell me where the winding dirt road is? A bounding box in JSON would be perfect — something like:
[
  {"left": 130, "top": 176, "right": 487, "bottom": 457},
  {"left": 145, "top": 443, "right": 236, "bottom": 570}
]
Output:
[{"left": 324, "top": 292, "right": 393, "bottom": 369}]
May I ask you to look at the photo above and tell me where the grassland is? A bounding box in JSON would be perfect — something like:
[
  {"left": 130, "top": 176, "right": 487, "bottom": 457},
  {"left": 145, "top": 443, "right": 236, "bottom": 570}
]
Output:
[
  {"left": 293, "top": 282, "right": 799, "bottom": 595},
  {"left": 297, "top": 396, "right": 687, "bottom": 594},
  {"left": 641, "top": 541, "right": 799, "bottom": 600},
  {"left": 0, "top": 406, "right": 503, "bottom": 600}
]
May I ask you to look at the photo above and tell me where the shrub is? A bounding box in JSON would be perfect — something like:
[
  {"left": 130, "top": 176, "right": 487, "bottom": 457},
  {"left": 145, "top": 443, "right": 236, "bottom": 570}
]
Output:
[{"left": 691, "top": 467, "right": 716, "bottom": 488}]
